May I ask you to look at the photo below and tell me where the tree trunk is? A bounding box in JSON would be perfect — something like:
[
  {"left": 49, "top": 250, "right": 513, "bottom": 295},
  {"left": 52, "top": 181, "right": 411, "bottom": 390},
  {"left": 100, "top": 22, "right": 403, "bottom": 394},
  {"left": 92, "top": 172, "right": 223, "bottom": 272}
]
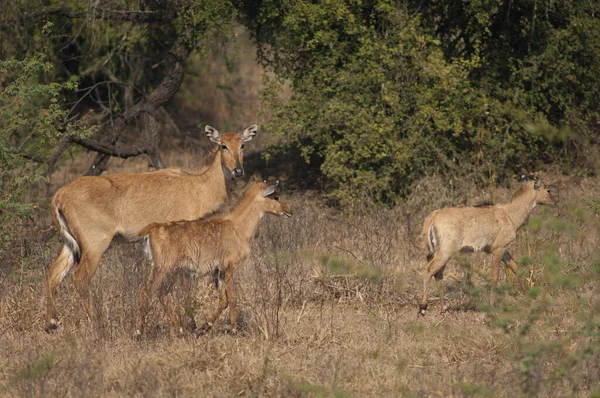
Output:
[{"left": 141, "top": 112, "right": 165, "bottom": 169}]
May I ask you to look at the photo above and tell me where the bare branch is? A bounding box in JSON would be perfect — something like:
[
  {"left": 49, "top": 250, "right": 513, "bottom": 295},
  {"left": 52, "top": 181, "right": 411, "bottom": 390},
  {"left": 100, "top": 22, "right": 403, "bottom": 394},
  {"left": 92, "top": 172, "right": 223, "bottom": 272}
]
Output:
[
  {"left": 102, "top": 22, "right": 135, "bottom": 67},
  {"left": 87, "top": 153, "right": 111, "bottom": 176},
  {"left": 70, "top": 136, "right": 147, "bottom": 158},
  {"left": 46, "top": 136, "right": 71, "bottom": 176},
  {"left": 0, "top": 6, "right": 172, "bottom": 28},
  {"left": 93, "top": 38, "right": 191, "bottom": 143},
  {"left": 18, "top": 152, "right": 47, "bottom": 164},
  {"left": 158, "top": 106, "right": 182, "bottom": 136}
]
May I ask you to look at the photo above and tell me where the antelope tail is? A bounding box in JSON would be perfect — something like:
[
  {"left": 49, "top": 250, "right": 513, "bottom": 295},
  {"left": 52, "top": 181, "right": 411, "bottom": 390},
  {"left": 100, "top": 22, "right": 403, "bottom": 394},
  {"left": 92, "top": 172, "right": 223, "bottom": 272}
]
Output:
[
  {"left": 426, "top": 224, "right": 437, "bottom": 262},
  {"left": 55, "top": 204, "right": 81, "bottom": 264},
  {"left": 138, "top": 224, "right": 159, "bottom": 264}
]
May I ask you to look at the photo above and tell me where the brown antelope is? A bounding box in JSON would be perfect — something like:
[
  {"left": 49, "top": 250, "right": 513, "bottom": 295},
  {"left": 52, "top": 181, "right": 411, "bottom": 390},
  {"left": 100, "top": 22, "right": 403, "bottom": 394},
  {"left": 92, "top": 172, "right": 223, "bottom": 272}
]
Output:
[
  {"left": 134, "top": 180, "right": 292, "bottom": 337},
  {"left": 45, "top": 124, "right": 257, "bottom": 332},
  {"left": 418, "top": 175, "right": 557, "bottom": 315}
]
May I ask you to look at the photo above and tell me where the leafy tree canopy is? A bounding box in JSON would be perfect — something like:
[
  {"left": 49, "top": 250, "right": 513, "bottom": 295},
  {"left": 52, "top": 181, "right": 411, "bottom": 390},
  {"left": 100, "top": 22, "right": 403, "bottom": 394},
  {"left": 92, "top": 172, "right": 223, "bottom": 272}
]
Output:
[
  {"left": 0, "top": 0, "right": 235, "bottom": 242},
  {"left": 237, "top": 0, "right": 600, "bottom": 203}
]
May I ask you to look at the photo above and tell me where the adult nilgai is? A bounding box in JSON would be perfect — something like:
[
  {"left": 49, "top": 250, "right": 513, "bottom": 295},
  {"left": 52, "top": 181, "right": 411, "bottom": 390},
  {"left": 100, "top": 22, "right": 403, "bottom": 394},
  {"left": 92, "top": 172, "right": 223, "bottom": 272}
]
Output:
[
  {"left": 45, "top": 124, "right": 257, "bottom": 332},
  {"left": 419, "top": 175, "right": 557, "bottom": 315},
  {"left": 135, "top": 181, "right": 292, "bottom": 337}
]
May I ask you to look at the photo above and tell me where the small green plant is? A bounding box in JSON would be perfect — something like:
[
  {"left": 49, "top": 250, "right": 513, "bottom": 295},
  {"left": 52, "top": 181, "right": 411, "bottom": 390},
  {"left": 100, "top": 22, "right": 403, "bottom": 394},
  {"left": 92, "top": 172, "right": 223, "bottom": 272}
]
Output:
[{"left": 13, "top": 351, "right": 59, "bottom": 383}]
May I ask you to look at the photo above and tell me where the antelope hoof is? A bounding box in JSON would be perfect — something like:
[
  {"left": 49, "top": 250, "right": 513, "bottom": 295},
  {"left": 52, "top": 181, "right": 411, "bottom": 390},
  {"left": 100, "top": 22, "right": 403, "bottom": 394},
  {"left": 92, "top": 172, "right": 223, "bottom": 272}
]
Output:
[
  {"left": 193, "top": 323, "right": 213, "bottom": 338},
  {"left": 226, "top": 327, "right": 237, "bottom": 336},
  {"left": 186, "top": 319, "right": 198, "bottom": 333},
  {"left": 418, "top": 305, "right": 427, "bottom": 316},
  {"left": 133, "top": 329, "right": 142, "bottom": 341},
  {"left": 45, "top": 318, "right": 59, "bottom": 333}
]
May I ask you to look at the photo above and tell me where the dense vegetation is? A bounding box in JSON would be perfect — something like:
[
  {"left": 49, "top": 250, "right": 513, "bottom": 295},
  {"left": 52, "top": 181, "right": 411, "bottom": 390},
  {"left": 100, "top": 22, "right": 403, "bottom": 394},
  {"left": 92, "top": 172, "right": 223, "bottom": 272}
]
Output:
[
  {"left": 238, "top": 0, "right": 600, "bottom": 202},
  {"left": 1, "top": 0, "right": 599, "bottom": 215}
]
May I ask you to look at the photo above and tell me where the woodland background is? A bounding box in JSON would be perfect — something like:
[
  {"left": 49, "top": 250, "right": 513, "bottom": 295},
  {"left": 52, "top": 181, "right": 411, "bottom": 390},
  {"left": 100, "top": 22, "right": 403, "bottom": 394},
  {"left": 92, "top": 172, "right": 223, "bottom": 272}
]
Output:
[{"left": 1, "top": 1, "right": 600, "bottom": 396}]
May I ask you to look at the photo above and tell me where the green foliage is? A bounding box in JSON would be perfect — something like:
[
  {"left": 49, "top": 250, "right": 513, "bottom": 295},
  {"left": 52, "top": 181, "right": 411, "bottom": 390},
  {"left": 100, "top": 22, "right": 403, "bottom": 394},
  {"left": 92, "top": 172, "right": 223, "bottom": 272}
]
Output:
[
  {"left": 459, "top": 382, "right": 492, "bottom": 397},
  {"left": 13, "top": 351, "right": 59, "bottom": 382},
  {"left": 177, "top": 0, "right": 236, "bottom": 49},
  {"left": 239, "top": 0, "right": 600, "bottom": 203},
  {"left": 318, "top": 253, "right": 383, "bottom": 284},
  {"left": 0, "top": 53, "right": 94, "bottom": 239}
]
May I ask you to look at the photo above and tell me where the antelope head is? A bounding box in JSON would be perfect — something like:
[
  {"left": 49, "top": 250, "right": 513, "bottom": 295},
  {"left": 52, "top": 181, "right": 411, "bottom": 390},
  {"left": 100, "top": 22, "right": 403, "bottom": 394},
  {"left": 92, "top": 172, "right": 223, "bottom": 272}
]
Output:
[
  {"left": 205, "top": 124, "right": 257, "bottom": 178},
  {"left": 260, "top": 181, "right": 293, "bottom": 219},
  {"left": 522, "top": 174, "right": 558, "bottom": 206}
]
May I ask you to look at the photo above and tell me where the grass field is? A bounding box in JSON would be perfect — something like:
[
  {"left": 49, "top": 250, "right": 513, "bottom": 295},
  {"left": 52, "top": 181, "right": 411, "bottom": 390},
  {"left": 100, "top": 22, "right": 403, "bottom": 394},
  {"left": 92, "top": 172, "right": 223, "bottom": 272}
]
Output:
[{"left": 1, "top": 151, "right": 599, "bottom": 397}]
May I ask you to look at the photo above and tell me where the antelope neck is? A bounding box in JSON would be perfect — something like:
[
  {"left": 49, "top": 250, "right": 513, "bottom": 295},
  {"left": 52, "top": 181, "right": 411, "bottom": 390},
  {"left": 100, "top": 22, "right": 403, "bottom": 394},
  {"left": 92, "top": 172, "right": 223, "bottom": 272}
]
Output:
[
  {"left": 502, "top": 189, "right": 537, "bottom": 230},
  {"left": 227, "top": 199, "right": 265, "bottom": 242}
]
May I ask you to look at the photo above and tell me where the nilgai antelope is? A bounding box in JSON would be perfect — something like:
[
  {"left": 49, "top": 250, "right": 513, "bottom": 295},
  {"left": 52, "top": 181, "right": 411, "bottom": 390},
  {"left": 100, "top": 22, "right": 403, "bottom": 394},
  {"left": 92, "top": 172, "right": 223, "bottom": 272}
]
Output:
[
  {"left": 45, "top": 124, "right": 257, "bottom": 332},
  {"left": 135, "top": 181, "right": 292, "bottom": 337},
  {"left": 418, "top": 175, "right": 557, "bottom": 315}
]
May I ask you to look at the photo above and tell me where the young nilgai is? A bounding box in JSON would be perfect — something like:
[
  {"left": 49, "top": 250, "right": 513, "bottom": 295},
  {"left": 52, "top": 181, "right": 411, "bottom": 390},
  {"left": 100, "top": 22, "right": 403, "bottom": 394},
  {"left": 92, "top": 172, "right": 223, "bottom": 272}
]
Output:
[
  {"left": 418, "top": 175, "right": 557, "bottom": 315},
  {"left": 45, "top": 124, "right": 257, "bottom": 332},
  {"left": 135, "top": 181, "right": 292, "bottom": 337}
]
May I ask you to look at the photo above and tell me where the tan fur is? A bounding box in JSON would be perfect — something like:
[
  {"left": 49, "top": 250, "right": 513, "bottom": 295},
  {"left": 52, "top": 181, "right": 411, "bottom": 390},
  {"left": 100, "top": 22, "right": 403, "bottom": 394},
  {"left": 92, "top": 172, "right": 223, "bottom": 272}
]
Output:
[
  {"left": 135, "top": 181, "right": 292, "bottom": 337},
  {"left": 418, "top": 178, "right": 557, "bottom": 314},
  {"left": 45, "top": 125, "right": 257, "bottom": 332}
]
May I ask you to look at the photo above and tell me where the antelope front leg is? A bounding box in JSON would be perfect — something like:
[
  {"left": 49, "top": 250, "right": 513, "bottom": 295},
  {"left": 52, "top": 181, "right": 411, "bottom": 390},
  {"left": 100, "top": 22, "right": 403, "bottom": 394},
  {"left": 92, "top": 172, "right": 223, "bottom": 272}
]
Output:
[
  {"left": 195, "top": 273, "right": 229, "bottom": 337},
  {"left": 434, "top": 264, "right": 447, "bottom": 313},
  {"left": 502, "top": 251, "right": 527, "bottom": 293}
]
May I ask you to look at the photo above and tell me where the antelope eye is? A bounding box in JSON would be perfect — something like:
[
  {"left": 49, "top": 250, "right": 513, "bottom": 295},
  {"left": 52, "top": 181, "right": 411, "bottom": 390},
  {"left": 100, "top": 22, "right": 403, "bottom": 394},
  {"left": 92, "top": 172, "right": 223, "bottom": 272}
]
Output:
[
  {"left": 241, "top": 144, "right": 245, "bottom": 149},
  {"left": 273, "top": 195, "right": 279, "bottom": 201},
  {"left": 221, "top": 145, "right": 228, "bottom": 150}
]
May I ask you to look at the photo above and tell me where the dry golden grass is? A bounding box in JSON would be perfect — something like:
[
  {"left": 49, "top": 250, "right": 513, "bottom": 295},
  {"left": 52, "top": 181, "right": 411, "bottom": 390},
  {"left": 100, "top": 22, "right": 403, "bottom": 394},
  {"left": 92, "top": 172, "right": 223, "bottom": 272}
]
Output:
[{"left": 2, "top": 161, "right": 600, "bottom": 396}]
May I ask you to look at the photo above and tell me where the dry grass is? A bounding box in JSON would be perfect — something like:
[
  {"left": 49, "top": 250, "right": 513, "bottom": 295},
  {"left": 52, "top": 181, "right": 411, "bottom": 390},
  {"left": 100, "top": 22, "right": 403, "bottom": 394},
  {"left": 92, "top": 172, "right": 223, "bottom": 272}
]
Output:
[{"left": 2, "top": 156, "right": 600, "bottom": 396}]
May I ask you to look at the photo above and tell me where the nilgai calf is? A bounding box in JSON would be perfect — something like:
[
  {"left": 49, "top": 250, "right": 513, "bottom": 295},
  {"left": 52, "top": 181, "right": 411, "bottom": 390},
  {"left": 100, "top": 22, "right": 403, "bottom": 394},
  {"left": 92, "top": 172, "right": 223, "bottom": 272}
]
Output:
[
  {"left": 419, "top": 175, "right": 557, "bottom": 315},
  {"left": 135, "top": 181, "right": 292, "bottom": 337},
  {"left": 46, "top": 124, "right": 257, "bottom": 332}
]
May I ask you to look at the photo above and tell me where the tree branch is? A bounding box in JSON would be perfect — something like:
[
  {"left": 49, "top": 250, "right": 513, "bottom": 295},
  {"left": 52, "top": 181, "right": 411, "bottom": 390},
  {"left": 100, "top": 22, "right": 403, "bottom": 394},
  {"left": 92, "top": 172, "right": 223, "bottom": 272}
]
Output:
[
  {"left": 0, "top": 6, "right": 172, "bottom": 28},
  {"left": 18, "top": 152, "right": 47, "bottom": 164},
  {"left": 46, "top": 136, "right": 71, "bottom": 176},
  {"left": 92, "top": 38, "right": 191, "bottom": 144},
  {"left": 70, "top": 136, "right": 147, "bottom": 158}
]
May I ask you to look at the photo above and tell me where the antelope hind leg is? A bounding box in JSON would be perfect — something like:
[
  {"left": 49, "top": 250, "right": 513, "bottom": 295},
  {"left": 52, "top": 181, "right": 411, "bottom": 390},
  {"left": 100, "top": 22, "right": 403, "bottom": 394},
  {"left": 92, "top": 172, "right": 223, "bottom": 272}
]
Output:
[
  {"left": 224, "top": 273, "right": 237, "bottom": 334},
  {"left": 419, "top": 255, "right": 449, "bottom": 315},
  {"left": 489, "top": 251, "right": 504, "bottom": 307},
  {"left": 45, "top": 245, "right": 77, "bottom": 332},
  {"left": 182, "top": 272, "right": 197, "bottom": 332},
  {"left": 73, "top": 247, "right": 106, "bottom": 330}
]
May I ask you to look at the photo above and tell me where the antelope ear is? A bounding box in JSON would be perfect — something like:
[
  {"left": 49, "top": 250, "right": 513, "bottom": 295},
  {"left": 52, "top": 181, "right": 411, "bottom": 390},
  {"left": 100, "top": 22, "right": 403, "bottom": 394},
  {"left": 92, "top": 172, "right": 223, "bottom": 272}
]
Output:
[
  {"left": 205, "top": 125, "right": 221, "bottom": 143},
  {"left": 520, "top": 174, "right": 537, "bottom": 184},
  {"left": 262, "top": 180, "right": 279, "bottom": 197},
  {"left": 242, "top": 124, "right": 258, "bottom": 142}
]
